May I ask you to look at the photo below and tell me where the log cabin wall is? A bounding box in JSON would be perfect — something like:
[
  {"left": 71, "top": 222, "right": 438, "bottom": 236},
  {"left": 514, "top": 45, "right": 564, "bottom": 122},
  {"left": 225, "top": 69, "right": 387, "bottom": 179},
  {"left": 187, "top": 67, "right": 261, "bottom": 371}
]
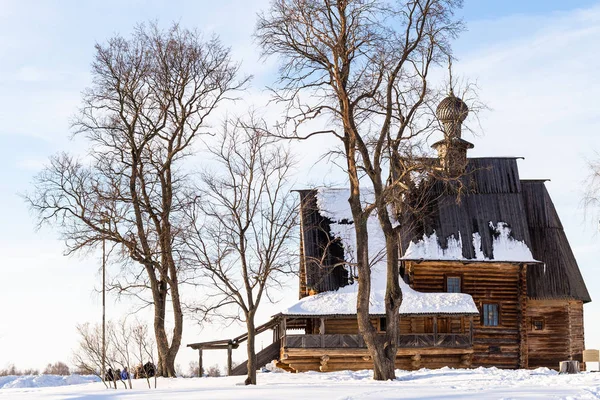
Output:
[
  {"left": 406, "top": 261, "right": 527, "bottom": 369},
  {"left": 569, "top": 300, "right": 585, "bottom": 365},
  {"left": 526, "top": 299, "right": 584, "bottom": 369}
]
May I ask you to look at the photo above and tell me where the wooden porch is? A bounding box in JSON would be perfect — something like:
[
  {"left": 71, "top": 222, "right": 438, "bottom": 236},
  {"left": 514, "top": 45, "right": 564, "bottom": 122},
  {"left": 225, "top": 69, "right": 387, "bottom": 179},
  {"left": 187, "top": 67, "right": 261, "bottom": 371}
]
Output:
[
  {"left": 284, "top": 333, "right": 472, "bottom": 349},
  {"left": 277, "top": 315, "right": 475, "bottom": 372}
]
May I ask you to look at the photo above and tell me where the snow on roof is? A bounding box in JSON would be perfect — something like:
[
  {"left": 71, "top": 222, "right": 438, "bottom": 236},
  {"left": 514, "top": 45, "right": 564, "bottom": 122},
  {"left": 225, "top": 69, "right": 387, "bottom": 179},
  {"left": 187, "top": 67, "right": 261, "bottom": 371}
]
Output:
[
  {"left": 283, "top": 188, "right": 478, "bottom": 316},
  {"left": 282, "top": 277, "right": 479, "bottom": 316},
  {"left": 402, "top": 223, "right": 538, "bottom": 263}
]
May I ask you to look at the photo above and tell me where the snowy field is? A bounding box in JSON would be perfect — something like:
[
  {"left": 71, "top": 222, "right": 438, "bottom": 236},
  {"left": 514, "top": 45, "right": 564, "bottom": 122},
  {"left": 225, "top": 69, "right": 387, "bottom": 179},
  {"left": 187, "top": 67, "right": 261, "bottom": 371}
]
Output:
[{"left": 2, "top": 367, "right": 600, "bottom": 399}]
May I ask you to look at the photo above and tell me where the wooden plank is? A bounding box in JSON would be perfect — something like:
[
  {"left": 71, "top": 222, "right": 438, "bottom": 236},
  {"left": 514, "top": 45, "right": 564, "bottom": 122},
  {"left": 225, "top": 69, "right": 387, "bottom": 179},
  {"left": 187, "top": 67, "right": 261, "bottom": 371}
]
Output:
[
  {"left": 408, "top": 261, "right": 524, "bottom": 368},
  {"left": 227, "top": 344, "right": 232, "bottom": 376},
  {"left": 198, "top": 349, "right": 203, "bottom": 377}
]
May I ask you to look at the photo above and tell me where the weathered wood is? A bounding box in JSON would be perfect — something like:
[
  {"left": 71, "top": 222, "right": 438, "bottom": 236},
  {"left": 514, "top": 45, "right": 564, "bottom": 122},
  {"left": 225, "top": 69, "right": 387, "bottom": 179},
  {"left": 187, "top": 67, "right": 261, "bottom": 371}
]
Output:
[
  {"left": 518, "top": 264, "right": 528, "bottom": 369},
  {"left": 285, "top": 332, "right": 471, "bottom": 349},
  {"left": 408, "top": 261, "right": 524, "bottom": 368},
  {"left": 526, "top": 299, "right": 584, "bottom": 369},
  {"left": 227, "top": 344, "right": 232, "bottom": 376},
  {"left": 198, "top": 349, "right": 203, "bottom": 377},
  {"left": 284, "top": 348, "right": 474, "bottom": 357},
  {"left": 280, "top": 347, "right": 474, "bottom": 373}
]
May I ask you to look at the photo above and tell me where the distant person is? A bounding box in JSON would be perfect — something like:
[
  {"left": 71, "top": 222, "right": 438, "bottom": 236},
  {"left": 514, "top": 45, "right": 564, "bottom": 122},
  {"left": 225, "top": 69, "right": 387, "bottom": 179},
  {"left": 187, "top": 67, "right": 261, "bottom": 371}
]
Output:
[
  {"left": 105, "top": 368, "right": 114, "bottom": 382},
  {"left": 143, "top": 362, "right": 156, "bottom": 378},
  {"left": 120, "top": 367, "right": 129, "bottom": 380}
]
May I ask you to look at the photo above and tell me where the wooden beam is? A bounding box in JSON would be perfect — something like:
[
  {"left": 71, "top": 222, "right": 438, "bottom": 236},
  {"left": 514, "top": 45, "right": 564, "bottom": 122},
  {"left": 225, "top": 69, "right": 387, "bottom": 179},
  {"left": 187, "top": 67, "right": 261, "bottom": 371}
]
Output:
[
  {"left": 198, "top": 349, "right": 203, "bottom": 378},
  {"left": 227, "top": 344, "right": 233, "bottom": 376},
  {"left": 320, "top": 318, "right": 325, "bottom": 348}
]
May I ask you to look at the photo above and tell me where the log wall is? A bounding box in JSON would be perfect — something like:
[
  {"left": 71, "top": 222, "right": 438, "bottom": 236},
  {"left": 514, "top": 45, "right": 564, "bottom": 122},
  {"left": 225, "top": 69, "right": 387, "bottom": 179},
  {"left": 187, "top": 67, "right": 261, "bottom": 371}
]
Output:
[
  {"left": 278, "top": 348, "right": 473, "bottom": 373},
  {"left": 406, "top": 261, "right": 527, "bottom": 369},
  {"left": 526, "top": 299, "right": 584, "bottom": 369}
]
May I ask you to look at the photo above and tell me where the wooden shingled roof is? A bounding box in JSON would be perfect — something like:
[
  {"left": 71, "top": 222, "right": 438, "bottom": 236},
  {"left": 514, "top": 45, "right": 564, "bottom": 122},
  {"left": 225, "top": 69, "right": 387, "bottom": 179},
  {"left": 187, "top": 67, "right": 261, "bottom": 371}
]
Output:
[
  {"left": 297, "top": 157, "right": 590, "bottom": 303},
  {"left": 405, "top": 157, "right": 590, "bottom": 303},
  {"left": 414, "top": 158, "right": 531, "bottom": 260},
  {"left": 521, "top": 180, "right": 591, "bottom": 303}
]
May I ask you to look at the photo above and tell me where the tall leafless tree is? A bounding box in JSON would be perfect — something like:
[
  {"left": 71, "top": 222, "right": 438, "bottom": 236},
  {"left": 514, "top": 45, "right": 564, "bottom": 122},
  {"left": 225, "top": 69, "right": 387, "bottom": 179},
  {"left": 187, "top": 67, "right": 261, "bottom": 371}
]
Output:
[
  {"left": 25, "top": 22, "right": 248, "bottom": 377},
  {"left": 183, "top": 117, "right": 298, "bottom": 385},
  {"left": 73, "top": 322, "right": 113, "bottom": 388},
  {"left": 584, "top": 159, "right": 600, "bottom": 224},
  {"left": 256, "top": 0, "right": 464, "bottom": 379}
]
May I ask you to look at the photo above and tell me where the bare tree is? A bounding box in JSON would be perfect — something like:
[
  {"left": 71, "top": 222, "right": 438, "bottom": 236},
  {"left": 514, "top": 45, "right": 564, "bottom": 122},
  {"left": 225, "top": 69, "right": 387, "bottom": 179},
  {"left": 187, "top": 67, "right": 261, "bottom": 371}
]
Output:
[
  {"left": 184, "top": 117, "right": 298, "bottom": 385},
  {"left": 108, "top": 319, "right": 135, "bottom": 389},
  {"left": 73, "top": 323, "right": 111, "bottom": 388},
  {"left": 132, "top": 322, "right": 158, "bottom": 389},
  {"left": 43, "top": 362, "right": 70, "bottom": 376},
  {"left": 256, "top": 0, "right": 464, "bottom": 379},
  {"left": 584, "top": 159, "right": 600, "bottom": 224},
  {"left": 25, "top": 22, "right": 249, "bottom": 377}
]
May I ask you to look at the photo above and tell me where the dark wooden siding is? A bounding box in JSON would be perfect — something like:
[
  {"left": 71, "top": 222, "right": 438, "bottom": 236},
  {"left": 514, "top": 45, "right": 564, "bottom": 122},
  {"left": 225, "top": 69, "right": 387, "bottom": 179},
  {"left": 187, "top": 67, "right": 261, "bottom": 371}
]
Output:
[
  {"left": 405, "top": 158, "right": 532, "bottom": 261},
  {"left": 297, "top": 190, "right": 349, "bottom": 296},
  {"left": 521, "top": 181, "right": 590, "bottom": 302}
]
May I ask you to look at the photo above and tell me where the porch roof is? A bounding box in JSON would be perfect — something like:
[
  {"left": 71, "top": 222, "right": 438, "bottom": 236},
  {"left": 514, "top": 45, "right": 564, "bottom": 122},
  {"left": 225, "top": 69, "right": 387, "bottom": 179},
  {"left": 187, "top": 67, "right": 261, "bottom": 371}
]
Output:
[{"left": 281, "top": 280, "right": 479, "bottom": 317}]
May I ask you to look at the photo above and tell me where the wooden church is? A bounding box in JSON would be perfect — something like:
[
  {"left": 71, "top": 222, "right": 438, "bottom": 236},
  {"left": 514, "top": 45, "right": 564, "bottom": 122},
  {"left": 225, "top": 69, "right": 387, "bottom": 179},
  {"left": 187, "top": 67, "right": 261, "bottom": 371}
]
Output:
[
  {"left": 189, "top": 92, "right": 590, "bottom": 374},
  {"left": 273, "top": 91, "right": 590, "bottom": 373}
]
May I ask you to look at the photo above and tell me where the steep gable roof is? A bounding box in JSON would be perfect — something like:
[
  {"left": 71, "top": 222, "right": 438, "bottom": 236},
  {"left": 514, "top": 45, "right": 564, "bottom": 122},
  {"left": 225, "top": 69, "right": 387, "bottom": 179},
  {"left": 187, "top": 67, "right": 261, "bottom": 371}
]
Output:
[
  {"left": 521, "top": 180, "right": 591, "bottom": 302},
  {"left": 297, "top": 157, "right": 591, "bottom": 303}
]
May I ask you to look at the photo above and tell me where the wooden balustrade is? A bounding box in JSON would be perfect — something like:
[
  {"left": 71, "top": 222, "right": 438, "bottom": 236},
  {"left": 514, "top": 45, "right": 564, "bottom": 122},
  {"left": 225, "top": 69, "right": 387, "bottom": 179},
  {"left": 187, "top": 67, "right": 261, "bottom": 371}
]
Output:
[{"left": 284, "top": 333, "right": 472, "bottom": 349}]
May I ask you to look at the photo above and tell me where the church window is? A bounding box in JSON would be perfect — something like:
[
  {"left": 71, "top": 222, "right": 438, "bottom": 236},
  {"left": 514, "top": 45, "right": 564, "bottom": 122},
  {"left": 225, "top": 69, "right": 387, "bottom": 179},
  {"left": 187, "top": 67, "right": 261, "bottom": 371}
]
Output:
[
  {"left": 482, "top": 303, "right": 499, "bottom": 326},
  {"left": 446, "top": 276, "right": 461, "bottom": 293}
]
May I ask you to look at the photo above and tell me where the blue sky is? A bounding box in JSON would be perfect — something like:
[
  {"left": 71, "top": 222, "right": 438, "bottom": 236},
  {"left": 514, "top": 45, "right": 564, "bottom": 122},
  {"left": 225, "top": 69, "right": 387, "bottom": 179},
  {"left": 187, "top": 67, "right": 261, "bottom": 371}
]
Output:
[{"left": 1, "top": 0, "right": 600, "bottom": 372}]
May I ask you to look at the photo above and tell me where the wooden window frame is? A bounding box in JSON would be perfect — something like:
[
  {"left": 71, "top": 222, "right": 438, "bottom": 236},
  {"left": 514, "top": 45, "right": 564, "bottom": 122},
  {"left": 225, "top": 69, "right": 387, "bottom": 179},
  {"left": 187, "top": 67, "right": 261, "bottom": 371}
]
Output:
[
  {"left": 443, "top": 273, "right": 463, "bottom": 293},
  {"left": 531, "top": 317, "right": 545, "bottom": 331},
  {"left": 378, "top": 317, "right": 387, "bottom": 332},
  {"left": 481, "top": 303, "right": 500, "bottom": 327}
]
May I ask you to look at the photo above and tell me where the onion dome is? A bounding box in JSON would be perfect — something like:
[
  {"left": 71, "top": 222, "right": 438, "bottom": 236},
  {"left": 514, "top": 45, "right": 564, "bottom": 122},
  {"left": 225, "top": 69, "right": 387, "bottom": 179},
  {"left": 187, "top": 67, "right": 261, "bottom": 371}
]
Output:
[{"left": 436, "top": 91, "right": 469, "bottom": 123}]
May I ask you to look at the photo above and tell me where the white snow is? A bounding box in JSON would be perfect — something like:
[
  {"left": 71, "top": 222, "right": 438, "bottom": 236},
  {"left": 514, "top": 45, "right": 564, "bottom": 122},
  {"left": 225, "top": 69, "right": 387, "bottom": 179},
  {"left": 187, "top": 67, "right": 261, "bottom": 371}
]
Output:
[
  {"left": 283, "top": 277, "right": 478, "bottom": 315},
  {"left": 0, "top": 374, "right": 99, "bottom": 389},
  {"left": 3, "top": 368, "right": 600, "bottom": 399},
  {"left": 402, "top": 223, "right": 537, "bottom": 262},
  {"left": 316, "top": 188, "right": 362, "bottom": 223},
  {"left": 402, "top": 231, "right": 464, "bottom": 260},
  {"left": 488, "top": 222, "right": 536, "bottom": 261},
  {"left": 317, "top": 187, "right": 537, "bottom": 263}
]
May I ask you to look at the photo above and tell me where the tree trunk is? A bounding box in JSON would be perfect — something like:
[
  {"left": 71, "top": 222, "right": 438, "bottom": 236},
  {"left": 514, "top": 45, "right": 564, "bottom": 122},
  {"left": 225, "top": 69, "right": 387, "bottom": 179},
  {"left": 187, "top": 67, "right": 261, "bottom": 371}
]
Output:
[
  {"left": 245, "top": 316, "right": 257, "bottom": 385},
  {"left": 377, "top": 207, "right": 403, "bottom": 380},
  {"left": 153, "top": 280, "right": 176, "bottom": 377},
  {"left": 166, "top": 261, "right": 184, "bottom": 378}
]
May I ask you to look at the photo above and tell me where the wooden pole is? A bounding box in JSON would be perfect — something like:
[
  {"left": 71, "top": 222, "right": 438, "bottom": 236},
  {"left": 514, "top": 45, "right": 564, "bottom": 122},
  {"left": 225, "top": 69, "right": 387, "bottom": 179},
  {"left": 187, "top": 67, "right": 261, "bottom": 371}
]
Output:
[
  {"left": 101, "top": 224, "right": 106, "bottom": 382},
  {"left": 282, "top": 317, "right": 287, "bottom": 345},
  {"left": 469, "top": 317, "right": 473, "bottom": 345},
  {"left": 198, "top": 349, "right": 203, "bottom": 377},
  {"left": 433, "top": 317, "right": 438, "bottom": 347},
  {"left": 227, "top": 343, "right": 233, "bottom": 376},
  {"left": 320, "top": 318, "right": 325, "bottom": 348}
]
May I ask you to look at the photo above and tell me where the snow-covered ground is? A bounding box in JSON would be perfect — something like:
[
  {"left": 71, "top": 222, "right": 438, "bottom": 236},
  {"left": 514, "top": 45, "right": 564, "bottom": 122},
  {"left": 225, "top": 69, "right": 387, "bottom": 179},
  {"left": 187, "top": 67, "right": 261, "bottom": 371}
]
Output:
[{"left": 2, "top": 367, "right": 600, "bottom": 399}]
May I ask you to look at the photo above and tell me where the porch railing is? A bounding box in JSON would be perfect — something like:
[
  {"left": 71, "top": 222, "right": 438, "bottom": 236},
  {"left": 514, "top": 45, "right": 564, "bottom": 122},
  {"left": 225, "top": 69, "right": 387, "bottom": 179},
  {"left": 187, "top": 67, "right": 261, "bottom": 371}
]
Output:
[{"left": 284, "top": 333, "right": 471, "bottom": 349}]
